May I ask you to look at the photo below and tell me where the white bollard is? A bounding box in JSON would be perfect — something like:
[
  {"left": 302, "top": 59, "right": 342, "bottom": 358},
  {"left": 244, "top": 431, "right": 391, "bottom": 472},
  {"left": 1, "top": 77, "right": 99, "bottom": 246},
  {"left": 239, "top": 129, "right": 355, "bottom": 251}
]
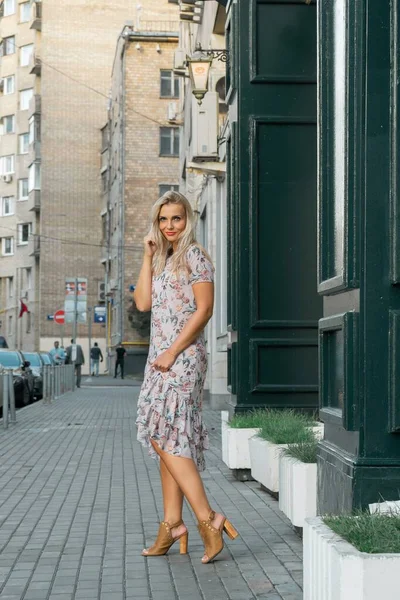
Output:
[
  {"left": 3, "top": 372, "right": 9, "bottom": 429},
  {"left": 8, "top": 371, "right": 16, "bottom": 424}
]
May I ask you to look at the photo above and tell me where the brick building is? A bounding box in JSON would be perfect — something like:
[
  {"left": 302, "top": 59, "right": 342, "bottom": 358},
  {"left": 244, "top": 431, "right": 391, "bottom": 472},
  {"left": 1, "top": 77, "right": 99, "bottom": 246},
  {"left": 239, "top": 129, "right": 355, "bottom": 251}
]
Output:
[
  {"left": 38, "top": 1, "right": 149, "bottom": 367},
  {"left": 102, "top": 2, "right": 179, "bottom": 368}
]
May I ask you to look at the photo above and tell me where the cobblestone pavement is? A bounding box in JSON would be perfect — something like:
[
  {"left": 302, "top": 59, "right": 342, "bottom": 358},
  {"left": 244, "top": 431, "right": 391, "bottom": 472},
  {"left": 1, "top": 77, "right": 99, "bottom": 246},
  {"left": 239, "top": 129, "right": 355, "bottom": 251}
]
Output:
[{"left": 0, "top": 385, "right": 303, "bottom": 600}]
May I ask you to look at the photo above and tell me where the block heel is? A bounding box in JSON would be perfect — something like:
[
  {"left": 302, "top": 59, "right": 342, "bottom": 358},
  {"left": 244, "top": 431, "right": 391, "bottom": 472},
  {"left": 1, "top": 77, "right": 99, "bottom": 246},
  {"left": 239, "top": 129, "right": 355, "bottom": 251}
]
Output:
[
  {"left": 223, "top": 519, "right": 239, "bottom": 540},
  {"left": 180, "top": 531, "right": 189, "bottom": 554}
]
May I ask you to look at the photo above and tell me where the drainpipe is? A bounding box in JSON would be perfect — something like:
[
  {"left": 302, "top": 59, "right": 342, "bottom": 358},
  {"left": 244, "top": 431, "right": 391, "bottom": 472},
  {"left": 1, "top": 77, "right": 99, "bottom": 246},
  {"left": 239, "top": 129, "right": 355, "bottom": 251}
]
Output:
[{"left": 119, "top": 41, "right": 126, "bottom": 346}]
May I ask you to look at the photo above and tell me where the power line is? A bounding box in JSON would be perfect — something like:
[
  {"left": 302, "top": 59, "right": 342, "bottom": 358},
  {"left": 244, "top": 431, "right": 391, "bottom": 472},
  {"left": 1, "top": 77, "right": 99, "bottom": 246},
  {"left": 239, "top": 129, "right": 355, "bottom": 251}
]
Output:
[{"left": 0, "top": 37, "right": 175, "bottom": 128}]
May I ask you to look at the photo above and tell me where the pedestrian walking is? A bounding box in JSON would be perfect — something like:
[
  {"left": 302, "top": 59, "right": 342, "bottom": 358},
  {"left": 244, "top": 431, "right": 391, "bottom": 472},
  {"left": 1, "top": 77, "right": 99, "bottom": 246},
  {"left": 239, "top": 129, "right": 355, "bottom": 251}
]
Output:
[
  {"left": 65, "top": 339, "right": 85, "bottom": 388},
  {"left": 49, "top": 341, "right": 65, "bottom": 365},
  {"left": 114, "top": 344, "right": 126, "bottom": 379},
  {"left": 135, "top": 191, "right": 238, "bottom": 563},
  {"left": 90, "top": 342, "right": 103, "bottom": 377}
]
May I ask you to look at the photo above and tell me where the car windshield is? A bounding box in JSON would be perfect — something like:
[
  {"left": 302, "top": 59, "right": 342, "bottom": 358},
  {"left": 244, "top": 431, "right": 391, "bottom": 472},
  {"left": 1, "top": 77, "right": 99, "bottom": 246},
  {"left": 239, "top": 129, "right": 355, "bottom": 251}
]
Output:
[
  {"left": 0, "top": 351, "right": 21, "bottom": 368},
  {"left": 40, "top": 354, "right": 51, "bottom": 365},
  {"left": 23, "top": 353, "right": 42, "bottom": 367}
]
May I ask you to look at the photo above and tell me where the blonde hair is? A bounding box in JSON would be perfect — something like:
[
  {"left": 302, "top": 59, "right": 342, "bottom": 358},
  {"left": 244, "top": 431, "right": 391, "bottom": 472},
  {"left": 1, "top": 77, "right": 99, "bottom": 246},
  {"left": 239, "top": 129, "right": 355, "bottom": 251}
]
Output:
[{"left": 150, "top": 191, "right": 198, "bottom": 276}]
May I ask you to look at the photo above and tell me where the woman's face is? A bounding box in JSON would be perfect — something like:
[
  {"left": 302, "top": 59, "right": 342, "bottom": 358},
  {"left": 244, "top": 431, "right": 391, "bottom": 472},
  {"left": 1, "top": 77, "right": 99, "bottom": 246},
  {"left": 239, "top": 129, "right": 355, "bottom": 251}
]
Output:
[{"left": 158, "top": 202, "right": 187, "bottom": 246}]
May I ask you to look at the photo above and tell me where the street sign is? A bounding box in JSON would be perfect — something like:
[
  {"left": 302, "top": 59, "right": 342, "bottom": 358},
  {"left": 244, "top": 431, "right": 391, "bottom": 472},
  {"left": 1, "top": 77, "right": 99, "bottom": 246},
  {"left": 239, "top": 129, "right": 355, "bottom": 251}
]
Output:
[
  {"left": 94, "top": 306, "right": 106, "bottom": 323},
  {"left": 47, "top": 315, "right": 54, "bottom": 321},
  {"left": 65, "top": 277, "right": 88, "bottom": 324},
  {"left": 54, "top": 310, "right": 65, "bottom": 325}
]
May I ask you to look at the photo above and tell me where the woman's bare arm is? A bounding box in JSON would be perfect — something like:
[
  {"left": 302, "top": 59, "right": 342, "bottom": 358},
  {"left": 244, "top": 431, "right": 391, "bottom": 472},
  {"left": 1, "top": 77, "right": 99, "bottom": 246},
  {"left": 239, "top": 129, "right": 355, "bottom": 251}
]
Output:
[
  {"left": 133, "top": 235, "right": 155, "bottom": 312},
  {"left": 169, "top": 282, "right": 214, "bottom": 356},
  {"left": 152, "top": 281, "right": 214, "bottom": 371}
]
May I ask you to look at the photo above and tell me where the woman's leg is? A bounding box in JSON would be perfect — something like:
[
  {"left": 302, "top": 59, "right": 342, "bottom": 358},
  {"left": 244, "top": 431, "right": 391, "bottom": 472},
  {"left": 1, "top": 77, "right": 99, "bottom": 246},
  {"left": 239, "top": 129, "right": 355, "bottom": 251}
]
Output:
[
  {"left": 142, "top": 451, "right": 186, "bottom": 555},
  {"left": 150, "top": 440, "right": 225, "bottom": 561},
  {"left": 159, "top": 458, "right": 184, "bottom": 524}
]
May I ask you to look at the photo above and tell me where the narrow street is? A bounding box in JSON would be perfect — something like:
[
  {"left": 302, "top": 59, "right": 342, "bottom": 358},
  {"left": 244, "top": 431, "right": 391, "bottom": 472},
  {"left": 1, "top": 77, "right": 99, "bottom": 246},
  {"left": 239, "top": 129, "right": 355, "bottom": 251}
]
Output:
[{"left": 0, "top": 380, "right": 303, "bottom": 600}]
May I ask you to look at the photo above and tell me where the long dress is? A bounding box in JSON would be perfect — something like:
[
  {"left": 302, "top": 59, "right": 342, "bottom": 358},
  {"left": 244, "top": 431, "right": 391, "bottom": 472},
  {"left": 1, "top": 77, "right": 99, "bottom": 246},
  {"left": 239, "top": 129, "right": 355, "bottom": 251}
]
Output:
[{"left": 136, "top": 244, "right": 214, "bottom": 472}]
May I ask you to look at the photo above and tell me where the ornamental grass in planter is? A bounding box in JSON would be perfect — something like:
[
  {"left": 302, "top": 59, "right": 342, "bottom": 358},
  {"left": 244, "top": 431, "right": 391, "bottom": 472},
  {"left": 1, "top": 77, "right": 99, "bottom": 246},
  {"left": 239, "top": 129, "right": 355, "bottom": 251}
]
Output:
[
  {"left": 304, "top": 512, "right": 400, "bottom": 600},
  {"left": 279, "top": 440, "right": 318, "bottom": 527},
  {"left": 249, "top": 409, "right": 315, "bottom": 495},
  {"left": 221, "top": 409, "right": 266, "bottom": 471}
]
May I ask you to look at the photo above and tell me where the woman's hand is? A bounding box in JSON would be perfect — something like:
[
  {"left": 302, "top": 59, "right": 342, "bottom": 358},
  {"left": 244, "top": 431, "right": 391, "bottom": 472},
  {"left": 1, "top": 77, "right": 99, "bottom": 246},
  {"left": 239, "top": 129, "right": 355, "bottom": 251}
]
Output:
[
  {"left": 144, "top": 233, "right": 157, "bottom": 257},
  {"left": 152, "top": 350, "right": 176, "bottom": 373}
]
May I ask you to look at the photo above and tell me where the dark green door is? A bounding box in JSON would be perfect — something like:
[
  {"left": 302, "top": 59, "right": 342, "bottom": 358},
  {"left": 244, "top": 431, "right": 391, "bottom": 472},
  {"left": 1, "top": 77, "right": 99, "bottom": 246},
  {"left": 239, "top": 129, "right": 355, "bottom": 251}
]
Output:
[{"left": 226, "top": 0, "right": 322, "bottom": 412}]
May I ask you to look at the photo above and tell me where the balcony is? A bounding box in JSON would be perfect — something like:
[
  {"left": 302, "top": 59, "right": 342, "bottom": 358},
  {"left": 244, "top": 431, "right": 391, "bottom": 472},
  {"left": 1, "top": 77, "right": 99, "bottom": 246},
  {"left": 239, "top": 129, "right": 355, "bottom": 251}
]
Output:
[
  {"left": 28, "top": 140, "right": 41, "bottom": 166},
  {"left": 30, "top": 56, "right": 42, "bottom": 76},
  {"left": 28, "top": 94, "right": 41, "bottom": 119},
  {"left": 29, "top": 235, "right": 40, "bottom": 257},
  {"left": 30, "top": 2, "right": 42, "bottom": 31},
  {"left": 29, "top": 189, "right": 41, "bottom": 213}
]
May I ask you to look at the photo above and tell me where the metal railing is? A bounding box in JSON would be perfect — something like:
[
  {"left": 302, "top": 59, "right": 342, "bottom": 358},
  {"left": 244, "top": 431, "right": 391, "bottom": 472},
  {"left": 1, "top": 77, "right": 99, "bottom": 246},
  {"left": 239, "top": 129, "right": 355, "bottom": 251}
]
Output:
[
  {"left": 42, "top": 364, "right": 75, "bottom": 404},
  {"left": 1, "top": 365, "right": 75, "bottom": 430}
]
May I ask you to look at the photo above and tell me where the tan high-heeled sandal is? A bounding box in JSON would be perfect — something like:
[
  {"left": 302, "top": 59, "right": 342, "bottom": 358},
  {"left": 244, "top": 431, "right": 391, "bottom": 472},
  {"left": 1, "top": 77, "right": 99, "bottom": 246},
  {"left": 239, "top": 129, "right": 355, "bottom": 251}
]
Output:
[
  {"left": 197, "top": 510, "right": 239, "bottom": 564},
  {"left": 142, "top": 520, "right": 188, "bottom": 556}
]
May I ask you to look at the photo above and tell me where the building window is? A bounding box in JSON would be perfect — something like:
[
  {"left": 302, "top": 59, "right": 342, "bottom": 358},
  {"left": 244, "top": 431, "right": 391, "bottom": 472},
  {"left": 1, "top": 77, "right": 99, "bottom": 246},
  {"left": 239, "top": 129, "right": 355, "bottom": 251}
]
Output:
[
  {"left": 20, "top": 44, "right": 33, "bottom": 67},
  {"left": 160, "top": 70, "right": 179, "bottom": 98},
  {"left": 1, "top": 196, "right": 14, "bottom": 216},
  {"left": 8, "top": 276, "right": 13, "bottom": 298},
  {"left": 3, "top": 0, "right": 15, "bottom": 16},
  {"left": 20, "top": 1, "right": 30, "bottom": 22},
  {"left": 29, "top": 163, "right": 41, "bottom": 191},
  {"left": 159, "top": 184, "right": 179, "bottom": 197},
  {"left": 19, "top": 133, "right": 29, "bottom": 154},
  {"left": 18, "top": 179, "right": 29, "bottom": 201},
  {"left": 3, "top": 75, "right": 15, "bottom": 95},
  {"left": 1, "top": 36, "right": 16, "bottom": 56},
  {"left": 2, "top": 114, "right": 15, "bottom": 134},
  {"left": 160, "top": 127, "right": 179, "bottom": 156},
  {"left": 2, "top": 237, "right": 14, "bottom": 256},
  {"left": 25, "top": 267, "right": 32, "bottom": 289},
  {"left": 20, "top": 88, "right": 33, "bottom": 110},
  {"left": 1, "top": 155, "right": 15, "bottom": 175},
  {"left": 17, "top": 223, "right": 31, "bottom": 245},
  {"left": 8, "top": 315, "right": 13, "bottom": 336}
]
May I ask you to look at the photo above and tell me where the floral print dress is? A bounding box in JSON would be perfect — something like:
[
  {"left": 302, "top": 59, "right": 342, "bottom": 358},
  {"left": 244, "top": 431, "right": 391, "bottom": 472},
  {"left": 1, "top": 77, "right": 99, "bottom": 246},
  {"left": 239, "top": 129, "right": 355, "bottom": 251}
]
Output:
[{"left": 136, "top": 244, "right": 214, "bottom": 471}]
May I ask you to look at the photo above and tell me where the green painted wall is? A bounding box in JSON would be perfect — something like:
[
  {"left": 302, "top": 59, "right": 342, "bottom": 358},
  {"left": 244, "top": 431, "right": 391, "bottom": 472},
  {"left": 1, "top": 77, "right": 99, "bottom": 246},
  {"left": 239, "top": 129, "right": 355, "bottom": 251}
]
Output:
[{"left": 226, "top": 0, "right": 322, "bottom": 413}]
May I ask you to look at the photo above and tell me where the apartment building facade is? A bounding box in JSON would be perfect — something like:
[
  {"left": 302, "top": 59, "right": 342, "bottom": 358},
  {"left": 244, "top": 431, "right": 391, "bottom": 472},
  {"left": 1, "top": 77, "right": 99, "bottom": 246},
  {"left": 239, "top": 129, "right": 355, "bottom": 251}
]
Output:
[
  {"left": 102, "top": 1, "right": 179, "bottom": 367},
  {"left": 0, "top": 0, "right": 41, "bottom": 350}
]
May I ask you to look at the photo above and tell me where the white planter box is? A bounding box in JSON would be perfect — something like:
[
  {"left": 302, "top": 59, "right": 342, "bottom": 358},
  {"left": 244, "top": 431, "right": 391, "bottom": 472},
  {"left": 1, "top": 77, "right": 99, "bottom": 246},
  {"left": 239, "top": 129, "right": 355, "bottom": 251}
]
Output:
[
  {"left": 279, "top": 456, "right": 317, "bottom": 527},
  {"left": 304, "top": 517, "right": 400, "bottom": 600},
  {"left": 249, "top": 436, "right": 287, "bottom": 493},
  {"left": 221, "top": 411, "right": 259, "bottom": 470}
]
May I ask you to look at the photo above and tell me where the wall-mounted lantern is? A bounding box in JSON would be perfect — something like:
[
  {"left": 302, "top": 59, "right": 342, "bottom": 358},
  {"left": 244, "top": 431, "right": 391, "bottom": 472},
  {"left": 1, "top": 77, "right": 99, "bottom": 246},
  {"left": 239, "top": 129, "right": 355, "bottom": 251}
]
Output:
[{"left": 187, "top": 43, "right": 228, "bottom": 105}]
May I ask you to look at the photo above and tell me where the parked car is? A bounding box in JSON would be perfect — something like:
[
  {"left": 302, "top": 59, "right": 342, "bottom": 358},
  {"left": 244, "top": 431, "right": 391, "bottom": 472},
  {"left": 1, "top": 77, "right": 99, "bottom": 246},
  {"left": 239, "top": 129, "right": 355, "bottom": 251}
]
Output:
[
  {"left": 21, "top": 352, "right": 44, "bottom": 400},
  {"left": 40, "top": 352, "right": 55, "bottom": 366},
  {"left": 0, "top": 349, "right": 34, "bottom": 411}
]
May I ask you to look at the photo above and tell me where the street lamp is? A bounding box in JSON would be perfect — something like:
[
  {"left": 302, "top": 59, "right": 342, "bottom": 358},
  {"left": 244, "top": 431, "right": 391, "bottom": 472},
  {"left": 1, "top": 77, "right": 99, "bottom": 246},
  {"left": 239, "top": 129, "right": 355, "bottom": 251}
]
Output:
[{"left": 187, "top": 43, "right": 228, "bottom": 105}]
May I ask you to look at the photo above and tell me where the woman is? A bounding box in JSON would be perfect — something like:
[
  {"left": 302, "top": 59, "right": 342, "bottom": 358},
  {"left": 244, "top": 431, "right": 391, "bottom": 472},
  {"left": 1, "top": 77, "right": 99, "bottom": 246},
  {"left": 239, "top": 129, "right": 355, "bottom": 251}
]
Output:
[{"left": 134, "top": 191, "right": 238, "bottom": 564}]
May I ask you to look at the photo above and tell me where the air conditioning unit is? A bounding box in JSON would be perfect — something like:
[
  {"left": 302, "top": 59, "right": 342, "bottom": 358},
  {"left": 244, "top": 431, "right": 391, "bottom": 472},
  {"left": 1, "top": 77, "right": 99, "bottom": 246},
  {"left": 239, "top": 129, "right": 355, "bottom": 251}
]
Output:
[
  {"left": 98, "top": 281, "right": 106, "bottom": 303},
  {"left": 167, "top": 102, "right": 178, "bottom": 122},
  {"left": 191, "top": 93, "right": 219, "bottom": 161},
  {"left": 2, "top": 174, "right": 12, "bottom": 183},
  {"left": 174, "top": 48, "right": 186, "bottom": 70}
]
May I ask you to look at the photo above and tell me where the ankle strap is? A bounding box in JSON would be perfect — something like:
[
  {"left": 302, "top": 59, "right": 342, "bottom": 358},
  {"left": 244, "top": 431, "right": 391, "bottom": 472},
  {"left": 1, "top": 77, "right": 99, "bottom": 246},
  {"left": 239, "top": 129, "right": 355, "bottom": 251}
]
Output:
[{"left": 162, "top": 519, "right": 183, "bottom": 529}]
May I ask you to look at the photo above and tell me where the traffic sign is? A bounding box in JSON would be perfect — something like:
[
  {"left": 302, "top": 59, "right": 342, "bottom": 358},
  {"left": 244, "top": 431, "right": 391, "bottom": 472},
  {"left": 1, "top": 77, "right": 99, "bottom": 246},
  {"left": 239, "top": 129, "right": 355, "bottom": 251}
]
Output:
[
  {"left": 94, "top": 306, "right": 106, "bottom": 323},
  {"left": 47, "top": 315, "right": 54, "bottom": 321},
  {"left": 54, "top": 309, "right": 65, "bottom": 325}
]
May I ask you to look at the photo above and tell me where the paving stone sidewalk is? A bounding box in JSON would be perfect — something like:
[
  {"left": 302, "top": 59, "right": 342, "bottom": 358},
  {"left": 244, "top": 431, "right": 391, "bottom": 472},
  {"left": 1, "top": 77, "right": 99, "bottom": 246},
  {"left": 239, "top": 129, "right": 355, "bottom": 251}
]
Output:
[{"left": 0, "top": 386, "right": 303, "bottom": 600}]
